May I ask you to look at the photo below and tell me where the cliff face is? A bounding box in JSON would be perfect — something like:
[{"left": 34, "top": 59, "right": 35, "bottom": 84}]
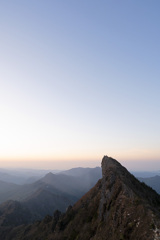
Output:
[
  {"left": 98, "top": 156, "right": 160, "bottom": 240},
  {"left": 2, "top": 156, "right": 160, "bottom": 240}
]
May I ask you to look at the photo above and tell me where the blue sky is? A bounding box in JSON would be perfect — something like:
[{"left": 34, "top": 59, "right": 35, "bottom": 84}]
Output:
[{"left": 0, "top": 1, "right": 160, "bottom": 169}]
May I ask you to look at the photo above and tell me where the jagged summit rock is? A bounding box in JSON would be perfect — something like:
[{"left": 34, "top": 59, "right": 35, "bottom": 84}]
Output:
[
  {"left": 101, "top": 155, "right": 130, "bottom": 179},
  {"left": 53, "top": 155, "right": 160, "bottom": 240},
  {"left": 2, "top": 156, "right": 160, "bottom": 240},
  {"left": 102, "top": 155, "right": 121, "bottom": 170}
]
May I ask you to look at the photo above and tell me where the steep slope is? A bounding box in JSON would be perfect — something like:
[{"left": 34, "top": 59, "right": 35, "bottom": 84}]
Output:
[
  {"left": 10, "top": 155, "right": 160, "bottom": 240},
  {"left": 0, "top": 200, "right": 39, "bottom": 226},
  {"left": 138, "top": 175, "right": 160, "bottom": 194},
  {"left": 0, "top": 200, "right": 36, "bottom": 240},
  {"left": 22, "top": 187, "right": 76, "bottom": 219}
]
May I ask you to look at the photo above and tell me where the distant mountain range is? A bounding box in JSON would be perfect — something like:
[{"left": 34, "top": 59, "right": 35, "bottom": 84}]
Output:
[
  {"left": 138, "top": 175, "right": 160, "bottom": 194},
  {"left": 132, "top": 171, "right": 160, "bottom": 178},
  {"left": 1, "top": 156, "right": 160, "bottom": 240},
  {"left": 0, "top": 170, "right": 38, "bottom": 185},
  {"left": 0, "top": 166, "right": 102, "bottom": 230},
  {"left": 0, "top": 168, "right": 60, "bottom": 185}
]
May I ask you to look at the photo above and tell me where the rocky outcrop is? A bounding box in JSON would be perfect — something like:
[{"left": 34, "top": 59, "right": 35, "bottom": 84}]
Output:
[
  {"left": 98, "top": 156, "right": 160, "bottom": 239},
  {"left": 55, "top": 155, "right": 160, "bottom": 240},
  {"left": 99, "top": 155, "right": 138, "bottom": 221},
  {"left": 1, "top": 155, "right": 160, "bottom": 240}
]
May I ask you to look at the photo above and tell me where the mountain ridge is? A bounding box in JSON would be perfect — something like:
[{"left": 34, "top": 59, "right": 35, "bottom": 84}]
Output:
[{"left": 1, "top": 156, "right": 160, "bottom": 240}]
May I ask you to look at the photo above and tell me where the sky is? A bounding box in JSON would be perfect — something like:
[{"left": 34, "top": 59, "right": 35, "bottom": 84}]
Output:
[{"left": 0, "top": 1, "right": 160, "bottom": 170}]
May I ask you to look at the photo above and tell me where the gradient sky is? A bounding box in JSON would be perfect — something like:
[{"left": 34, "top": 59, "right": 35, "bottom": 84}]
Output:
[{"left": 0, "top": 1, "right": 160, "bottom": 170}]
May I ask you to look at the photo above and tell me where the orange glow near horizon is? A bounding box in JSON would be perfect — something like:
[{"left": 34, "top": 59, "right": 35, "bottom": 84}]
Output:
[
  {"left": 0, "top": 151, "right": 160, "bottom": 163},
  {"left": 1, "top": 1, "right": 160, "bottom": 172},
  {"left": 1, "top": 144, "right": 160, "bottom": 162}
]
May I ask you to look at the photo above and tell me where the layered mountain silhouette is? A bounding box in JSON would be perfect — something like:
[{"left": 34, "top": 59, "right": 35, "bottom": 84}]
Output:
[
  {"left": 0, "top": 167, "right": 101, "bottom": 203},
  {"left": 0, "top": 167, "right": 101, "bottom": 234},
  {"left": 2, "top": 156, "right": 160, "bottom": 240},
  {"left": 138, "top": 175, "right": 160, "bottom": 194}
]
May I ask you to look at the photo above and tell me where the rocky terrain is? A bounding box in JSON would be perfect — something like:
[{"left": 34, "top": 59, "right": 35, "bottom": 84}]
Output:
[{"left": 1, "top": 156, "right": 160, "bottom": 240}]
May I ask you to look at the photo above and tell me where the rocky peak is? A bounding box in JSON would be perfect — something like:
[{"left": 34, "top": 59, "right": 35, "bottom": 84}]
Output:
[
  {"left": 101, "top": 155, "right": 121, "bottom": 174},
  {"left": 5, "top": 156, "right": 160, "bottom": 240},
  {"left": 99, "top": 156, "right": 132, "bottom": 221},
  {"left": 99, "top": 155, "right": 160, "bottom": 239},
  {"left": 101, "top": 155, "right": 129, "bottom": 179},
  {"left": 100, "top": 155, "right": 132, "bottom": 201}
]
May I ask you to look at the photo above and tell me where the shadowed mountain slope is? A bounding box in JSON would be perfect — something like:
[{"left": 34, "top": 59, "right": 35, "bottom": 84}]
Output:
[
  {"left": 0, "top": 167, "right": 101, "bottom": 204},
  {"left": 0, "top": 166, "right": 102, "bottom": 235},
  {"left": 5, "top": 156, "right": 160, "bottom": 240}
]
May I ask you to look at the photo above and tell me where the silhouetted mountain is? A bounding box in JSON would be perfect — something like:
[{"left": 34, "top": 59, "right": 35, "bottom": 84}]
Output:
[
  {"left": 22, "top": 187, "right": 77, "bottom": 220},
  {"left": 0, "top": 200, "right": 36, "bottom": 227},
  {"left": 3, "top": 156, "right": 160, "bottom": 240},
  {"left": 40, "top": 170, "right": 101, "bottom": 198},
  {"left": 0, "top": 171, "right": 26, "bottom": 185},
  {"left": 0, "top": 177, "right": 78, "bottom": 222},
  {"left": 139, "top": 175, "right": 160, "bottom": 194},
  {"left": 0, "top": 181, "right": 20, "bottom": 204},
  {"left": 0, "top": 168, "right": 61, "bottom": 185},
  {"left": 60, "top": 167, "right": 102, "bottom": 194},
  {"left": 132, "top": 171, "right": 160, "bottom": 178},
  {"left": 60, "top": 167, "right": 101, "bottom": 177},
  {"left": 0, "top": 167, "right": 101, "bottom": 204},
  {"left": 0, "top": 166, "right": 102, "bottom": 236},
  {"left": 0, "top": 170, "right": 43, "bottom": 185}
]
